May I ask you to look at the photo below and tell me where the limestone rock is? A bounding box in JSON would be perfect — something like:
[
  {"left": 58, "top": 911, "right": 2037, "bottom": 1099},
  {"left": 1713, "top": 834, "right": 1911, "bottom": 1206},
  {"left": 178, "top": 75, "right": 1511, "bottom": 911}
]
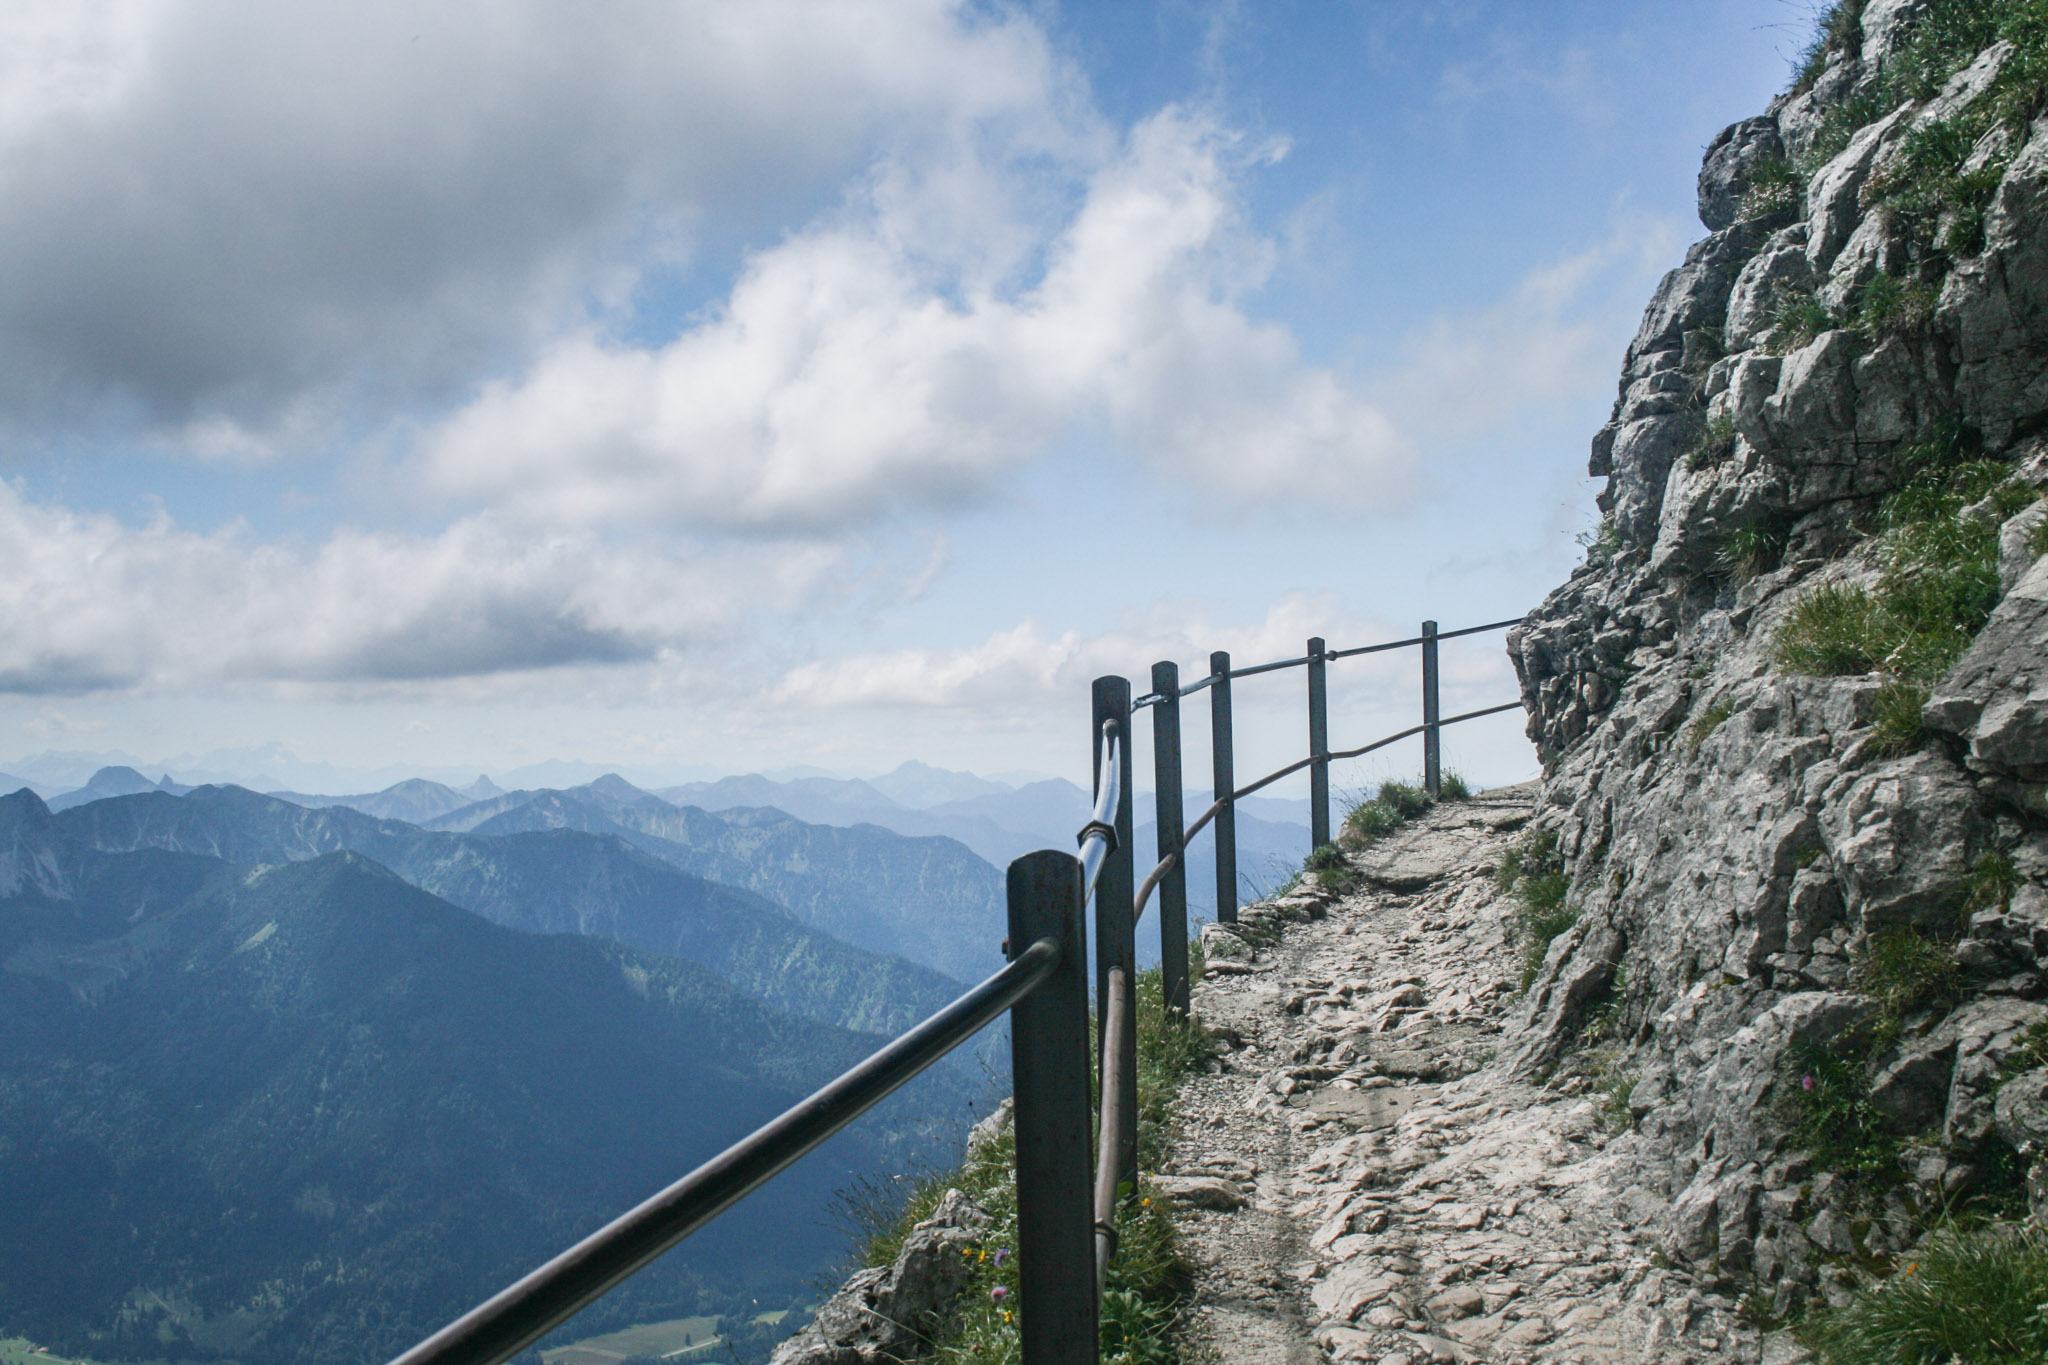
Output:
[{"left": 769, "top": 1189, "right": 989, "bottom": 1364}]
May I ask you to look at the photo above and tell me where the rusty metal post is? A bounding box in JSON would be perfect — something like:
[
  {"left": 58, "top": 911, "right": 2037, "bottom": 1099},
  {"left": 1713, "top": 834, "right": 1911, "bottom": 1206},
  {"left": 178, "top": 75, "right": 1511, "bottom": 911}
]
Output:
[
  {"left": 1151, "top": 661, "right": 1188, "bottom": 1018},
  {"left": 1307, "top": 637, "right": 1329, "bottom": 851},
  {"left": 1421, "top": 620, "right": 1441, "bottom": 798},
  {"left": 1006, "top": 851, "right": 1099, "bottom": 1365},
  {"left": 1090, "top": 674, "right": 1137, "bottom": 1196},
  {"left": 1209, "top": 651, "right": 1236, "bottom": 924}
]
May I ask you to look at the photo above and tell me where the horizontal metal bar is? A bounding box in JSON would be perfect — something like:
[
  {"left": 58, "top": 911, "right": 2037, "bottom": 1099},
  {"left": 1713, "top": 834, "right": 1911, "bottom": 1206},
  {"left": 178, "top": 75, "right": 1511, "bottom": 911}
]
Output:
[
  {"left": 388, "top": 939, "right": 1063, "bottom": 1365},
  {"left": 1233, "top": 751, "right": 1318, "bottom": 802},
  {"left": 1439, "top": 698, "right": 1524, "bottom": 726},
  {"left": 1326, "top": 633, "right": 1424, "bottom": 659},
  {"left": 1436, "top": 616, "right": 1523, "bottom": 642},
  {"left": 1326, "top": 722, "right": 1423, "bottom": 764},
  {"left": 1177, "top": 672, "right": 1220, "bottom": 697},
  {"left": 1130, "top": 693, "right": 1166, "bottom": 711},
  {"left": 1229, "top": 654, "right": 1311, "bottom": 680}
]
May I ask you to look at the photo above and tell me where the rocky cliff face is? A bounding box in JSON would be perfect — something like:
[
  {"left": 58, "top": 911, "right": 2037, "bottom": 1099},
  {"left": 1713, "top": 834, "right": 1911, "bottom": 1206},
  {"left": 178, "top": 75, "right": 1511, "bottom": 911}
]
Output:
[{"left": 1509, "top": 0, "right": 2048, "bottom": 1315}]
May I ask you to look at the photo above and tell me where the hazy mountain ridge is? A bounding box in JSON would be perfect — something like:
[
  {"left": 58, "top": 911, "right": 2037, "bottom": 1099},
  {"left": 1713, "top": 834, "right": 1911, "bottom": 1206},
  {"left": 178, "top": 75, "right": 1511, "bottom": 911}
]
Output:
[
  {"left": 55, "top": 786, "right": 965, "bottom": 1036},
  {"left": 434, "top": 779, "right": 1009, "bottom": 981},
  {"left": 0, "top": 830, "right": 970, "bottom": 1363}
]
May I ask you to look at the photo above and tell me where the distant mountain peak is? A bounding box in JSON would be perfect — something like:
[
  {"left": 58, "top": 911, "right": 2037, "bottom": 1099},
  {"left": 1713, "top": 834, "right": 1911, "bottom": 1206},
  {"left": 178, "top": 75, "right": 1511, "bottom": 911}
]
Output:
[
  {"left": 581, "top": 773, "right": 650, "bottom": 800},
  {"left": 89, "top": 765, "right": 152, "bottom": 786},
  {"left": 0, "top": 786, "right": 54, "bottom": 828},
  {"left": 461, "top": 774, "right": 503, "bottom": 799}
]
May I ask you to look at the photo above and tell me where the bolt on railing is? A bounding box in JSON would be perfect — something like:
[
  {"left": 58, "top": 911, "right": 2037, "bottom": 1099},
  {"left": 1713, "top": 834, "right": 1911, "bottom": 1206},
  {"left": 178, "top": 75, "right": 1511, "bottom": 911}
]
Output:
[{"left": 388, "top": 614, "right": 1522, "bottom": 1365}]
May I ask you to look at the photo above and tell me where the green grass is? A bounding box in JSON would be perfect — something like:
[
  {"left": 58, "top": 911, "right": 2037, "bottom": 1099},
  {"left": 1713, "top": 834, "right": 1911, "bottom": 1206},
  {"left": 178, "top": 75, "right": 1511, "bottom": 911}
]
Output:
[
  {"left": 1765, "top": 284, "right": 1838, "bottom": 353},
  {"left": 848, "top": 958, "right": 1213, "bottom": 1363},
  {"left": 1777, "top": 583, "right": 1888, "bottom": 675},
  {"left": 1576, "top": 515, "right": 1622, "bottom": 564},
  {"left": 1965, "top": 850, "right": 2020, "bottom": 914},
  {"left": 1801, "top": 1220, "right": 2048, "bottom": 1363},
  {"left": 1686, "top": 697, "right": 1736, "bottom": 755},
  {"left": 1793, "top": 0, "right": 1865, "bottom": 93},
  {"left": 1851, "top": 271, "right": 1939, "bottom": 341},
  {"left": 1718, "top": 519, "right": 1788, "bottom": 580},
  {"left": 1685, "top": 412, "right": 1738, "bottom": 471},
  {"left": 1497, "top": 829, "right": 1574, "bottom": 989},
  {"left": 0, "top": 1339, "right": 106, "bottom": 1365},
  {"left": 1305, "top": 841, "right": 1360, "bottom": 896},
  {"left": 1868, "top": 679, "right": 1930, "bottom": 755},
  {"left": 1340, "top": 773, "right": 1455, "bottom": 848},
  {"left": 2030, "top": 508, "right": 2048, "bottom": 560},
  {"left": 1740, "top": 153, "right": 1805, "bottom": 220},
  {"left": 1775, "top": 444, "right": 2025, "bottom": 690},
  {"left": 1852, "top": 928, "right": 1961, "bottom": 1021},
  {"left": 1779, "top": 1036, "right": 1902, "bottom": 1187}
]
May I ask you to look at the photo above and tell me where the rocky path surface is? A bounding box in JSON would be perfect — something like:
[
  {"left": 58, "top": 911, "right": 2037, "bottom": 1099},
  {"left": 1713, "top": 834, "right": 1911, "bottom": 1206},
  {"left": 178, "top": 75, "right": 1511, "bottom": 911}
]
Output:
[{"left": 1164, "top": 786, "right": 1784, "bottom": 1365}]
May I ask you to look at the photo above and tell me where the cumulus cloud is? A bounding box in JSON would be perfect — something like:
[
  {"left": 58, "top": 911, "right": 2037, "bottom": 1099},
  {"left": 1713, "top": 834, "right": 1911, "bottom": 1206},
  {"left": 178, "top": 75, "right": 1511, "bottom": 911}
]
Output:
[
  {"left": 773, "top": 594, "right": 1408, "bottom": 712},
  {"left": 0, "top": 0, "right": 1070, "bottom": 450},
  {"left": 419, "top": 109, "right": 1410, "bottom": 529},
  {"left": 0, "top": 481, "right": 835, "bottom": 693}
]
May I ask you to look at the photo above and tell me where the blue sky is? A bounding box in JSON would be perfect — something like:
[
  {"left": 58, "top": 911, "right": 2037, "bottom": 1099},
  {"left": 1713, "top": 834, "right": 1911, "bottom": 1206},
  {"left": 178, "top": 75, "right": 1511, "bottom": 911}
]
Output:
[{"left": 0, "top": 0, "right": 1825, "bottom": 793}]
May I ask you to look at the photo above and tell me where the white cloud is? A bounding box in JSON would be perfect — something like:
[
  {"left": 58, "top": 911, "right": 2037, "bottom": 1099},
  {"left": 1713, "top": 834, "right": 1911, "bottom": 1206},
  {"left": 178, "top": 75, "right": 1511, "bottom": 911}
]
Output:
[
  {"left": 419, "top": 108, "right": 1409, "bottom": 530},
  {"left": 773, "top": 594, "right": 1413, "bottom": 713},
  {"left": 0, "top": 0, "right": 1073, "bottom": 450},
  {"left": 1374, "top": 212, "right": 1685, "bottom": 447},
  {"left": 0, "top": 481, "right": 835, "bottom": 693}
]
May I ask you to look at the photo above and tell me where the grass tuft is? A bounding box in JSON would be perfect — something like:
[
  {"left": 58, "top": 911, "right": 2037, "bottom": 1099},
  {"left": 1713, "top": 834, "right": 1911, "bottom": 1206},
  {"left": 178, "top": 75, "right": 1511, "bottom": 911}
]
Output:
[
  {"left": 1801, "top": 1220, "right": 2048, "bottom": 1363},
  {"left": 1965, "top": 850, "right": 2019, "bottom": 914},
  {"left": 1766, "top": 282, "right": 1839, "bottom": 353},
  {"left": 1851, "top": 271, "right": 1939, "bottom": 340},
  {"left": 1686, "top": 697, "right": 1736, "bottom": 755},
  {"left": 1305, "top": 842, "right": 1360, "bottom": 896},
  {"left": 1868, "top": 679, "right": 1930, "bottom": 755},
  {"left": 1686, "top": 412, "right": 1739, "bottom": 471},
  {"left": 1852, "top": 928, "right": 1961, "bottom": 1021},
  {"left": 1719, "top": 519, "right": 1789, "bottom": 580},
  {"left": 1775, "top": 436, "right": 2024, "bottom": 694},
  {"left": 1498, "top": 829, "right": 1574, "bottom": 990},
  {"left": 1437, "top": 770, "right": 1472, "bottom": 801}
]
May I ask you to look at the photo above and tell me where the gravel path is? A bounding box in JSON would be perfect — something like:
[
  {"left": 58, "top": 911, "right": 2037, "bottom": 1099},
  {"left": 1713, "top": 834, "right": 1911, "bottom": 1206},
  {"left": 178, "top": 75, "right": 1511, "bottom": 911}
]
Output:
[{"left": 1163, "top": 786, "right": 1784, "bottom": 1364}]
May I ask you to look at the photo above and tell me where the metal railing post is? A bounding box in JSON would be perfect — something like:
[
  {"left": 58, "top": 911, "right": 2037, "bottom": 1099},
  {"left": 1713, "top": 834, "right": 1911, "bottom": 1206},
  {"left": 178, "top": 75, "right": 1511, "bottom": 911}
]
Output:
[
  {"left": 1421, "top": 620, "right": 1441, "bottom": 798},
  {"left": 1307, "top": 637, "right": 1329, "bottom": 850},
  {"left": 1006, "top": 851, "right": 1099, "bottom": 1365},
  {"left": 1090, "top": 675, "right": 1138, "bottom": 1196},
  {"left": 1150, "top": 661, "right": 1188, "bottom": 1018},
  {"left": 1209, "top": 652, "right": 1236, "bottom": 925}
]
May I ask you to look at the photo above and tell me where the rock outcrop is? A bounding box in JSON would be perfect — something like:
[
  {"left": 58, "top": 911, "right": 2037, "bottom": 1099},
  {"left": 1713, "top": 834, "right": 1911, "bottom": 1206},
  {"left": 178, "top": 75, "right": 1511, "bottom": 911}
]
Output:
[{"left": 1508, "top": 0, "right": 2048, "bottom": 1315}]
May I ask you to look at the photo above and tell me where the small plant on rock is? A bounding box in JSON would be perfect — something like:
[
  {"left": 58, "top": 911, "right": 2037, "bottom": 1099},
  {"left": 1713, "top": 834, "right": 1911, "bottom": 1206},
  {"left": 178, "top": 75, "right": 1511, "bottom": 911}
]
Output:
[
  {"left": 1498, "top": 829, "right": 1574, "bottom": 990},
  {"left": 1685, "top": 412, "right": 1739, "bottom": 471},
  {"left": 1304, "top": 842, "right": 1360, "bottom": 896},
  {"left": 1765, "top": 283, "right": 1839, "bottom": 353},
  {"left": 1779, "top": 1035, "right": 1901, "bottom": 1187},
  {"left": 1437, "top": 770, "right": 1472, "bottom": 801},
  {"left": 1852, "top": 928, "right": 1961, "bottom": 1022},
  {"left": 1685, "top": 697, "right": 1736, "bottom": 755},
  {"left": 1964, "top": 850, "right": 2020, "bottom": 914},
  {"left": 1718, "top": 518, "right": 1789, "bottom": 580},
  {"left": 1851, "top": 271, "right": 1939, "bottom": 341},
  {"left": 1776, "top": 583, "right": 1888, "bottom": 675},
  {"left": 1868, "top": 679, "right": 1930, "bottom": 755},
  {"left": 1740, "top": 153, "right": 1805, "bottom": 220}
]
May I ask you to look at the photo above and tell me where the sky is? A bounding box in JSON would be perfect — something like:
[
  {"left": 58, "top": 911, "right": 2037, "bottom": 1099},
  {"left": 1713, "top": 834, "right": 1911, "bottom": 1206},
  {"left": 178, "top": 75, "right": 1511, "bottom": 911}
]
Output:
[{"left": 0, "top": 0, "right": 1829, "bottom": 795}]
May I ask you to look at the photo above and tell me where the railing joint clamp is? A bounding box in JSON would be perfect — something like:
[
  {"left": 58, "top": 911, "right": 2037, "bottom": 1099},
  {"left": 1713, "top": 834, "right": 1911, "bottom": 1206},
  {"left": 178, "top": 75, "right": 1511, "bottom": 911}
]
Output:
[
  {"left": 1094, "top": 1219, "right": 1121, "bottom": 1258},
  {"left": 1077, "top": 820, "right": 1118, "bottom": 854}
]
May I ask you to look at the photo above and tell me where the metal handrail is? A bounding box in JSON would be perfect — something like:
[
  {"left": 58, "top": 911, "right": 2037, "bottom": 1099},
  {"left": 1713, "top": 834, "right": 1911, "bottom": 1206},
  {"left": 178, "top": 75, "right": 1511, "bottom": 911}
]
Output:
[
  {"left": 1078, "top": 722, "right": 1121, "bottom": 904},
  {"left": 391, "top": 940, "right": 1063, "bottom": 1365},
  {"left": 1129, "top": 698, "right": 1524, "bottom": 923}
]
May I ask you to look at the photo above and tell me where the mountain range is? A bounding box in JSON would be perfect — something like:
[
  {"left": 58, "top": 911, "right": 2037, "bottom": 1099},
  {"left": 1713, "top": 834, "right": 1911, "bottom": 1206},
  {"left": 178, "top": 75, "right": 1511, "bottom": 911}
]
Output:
[{"left": 0, "top": 790, "right": 975, "bottom": 1363}]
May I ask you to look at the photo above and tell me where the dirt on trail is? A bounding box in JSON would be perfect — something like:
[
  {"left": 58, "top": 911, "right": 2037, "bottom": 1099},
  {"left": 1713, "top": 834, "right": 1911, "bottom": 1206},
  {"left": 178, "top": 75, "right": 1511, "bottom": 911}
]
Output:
[{"left": 1162, "top": 785, "right": 1789, "bottom": 1365}]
